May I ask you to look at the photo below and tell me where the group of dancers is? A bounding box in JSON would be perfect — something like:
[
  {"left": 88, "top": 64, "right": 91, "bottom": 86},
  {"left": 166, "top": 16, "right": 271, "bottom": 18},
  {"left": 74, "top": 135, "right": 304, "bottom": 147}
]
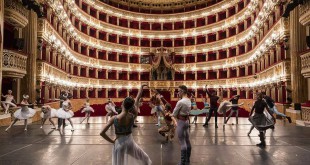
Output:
[{"left": 1, "top": 84, "right": 294, "bottom": 164}]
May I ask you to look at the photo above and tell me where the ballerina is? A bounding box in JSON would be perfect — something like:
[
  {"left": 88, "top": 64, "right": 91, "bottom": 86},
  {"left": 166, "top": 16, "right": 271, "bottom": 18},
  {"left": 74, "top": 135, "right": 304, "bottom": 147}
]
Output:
[
  {"left": 100, "top": 84, "right": 152, "bottom": 165},
  {"left": 80, "top": 97, "right": 95, "bottom": 124},
  {"left": 249, "top": 93, "right": 275, "bottom": 147},
  {"left": 224, "top": 95, "right": 241, "bottom": 124},
  {"left": 40, "top": 105, "right": 57, "bottom": 129},
  {"left": 105, "top": 98, "right": 118, "bottom": 123},
  {"left": 1, "top": 90, "right": 17, "bottom": 114},
  {"left": 158, "top": 102, "right": 176, "bottom": 142},
  {"left": 190, "top": 94, "right": 210, "bottom": 124},
  {"left": 56, "top": 94, "right": 75, "bottom": 131},
  {"left": 5, "top": 95, "right": 36, "bottom": 131}
]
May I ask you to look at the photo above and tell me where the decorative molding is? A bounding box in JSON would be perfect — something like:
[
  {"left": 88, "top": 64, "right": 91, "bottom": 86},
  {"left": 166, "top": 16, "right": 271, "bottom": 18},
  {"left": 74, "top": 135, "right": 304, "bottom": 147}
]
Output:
[
  {"left": 2, "top": 49, "right": 28, "bottom": 78},
  {"left": 4, "top": 0, "right": 28, "bottom": 28}
]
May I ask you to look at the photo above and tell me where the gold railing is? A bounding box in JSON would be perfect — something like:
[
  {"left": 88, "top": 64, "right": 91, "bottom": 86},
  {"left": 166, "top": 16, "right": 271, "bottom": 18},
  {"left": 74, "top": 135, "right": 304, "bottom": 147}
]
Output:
[
  {"left": 2, "top": 49, "right": 28, "bottom": 78},
  {"left": 301, "top": 50, "right": 310, "bottom": 78},
  {"left": 301, "top": 107, "right": 310, "bottom": 121},
  {"left": 299, "top": 0, "right": 310, "bottom": 25},
  {"left": 4, "top": 0, "right": 29, "bottom": 28}
]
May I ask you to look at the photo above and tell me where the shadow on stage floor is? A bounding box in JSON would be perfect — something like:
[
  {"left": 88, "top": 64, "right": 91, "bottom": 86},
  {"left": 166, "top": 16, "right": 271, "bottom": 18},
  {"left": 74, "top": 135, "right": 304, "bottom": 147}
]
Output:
[{"left": 0, "top": 117, "right": 310, "bottom": 165}]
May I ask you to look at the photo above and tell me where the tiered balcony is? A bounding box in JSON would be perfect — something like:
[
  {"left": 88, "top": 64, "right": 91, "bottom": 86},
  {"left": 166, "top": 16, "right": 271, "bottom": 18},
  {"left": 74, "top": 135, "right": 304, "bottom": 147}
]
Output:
[
  {"left": 301, "top": 50, "right": 310, "bottom": 78},
  {"left": 4, "top": 0, "right": 28, "bottom": 28},
  {"left": 299, "top": 0, "right": 310, "bottom": 26},
  {"left": 2, "top": 49, "right": 28, "bottom": 78}
]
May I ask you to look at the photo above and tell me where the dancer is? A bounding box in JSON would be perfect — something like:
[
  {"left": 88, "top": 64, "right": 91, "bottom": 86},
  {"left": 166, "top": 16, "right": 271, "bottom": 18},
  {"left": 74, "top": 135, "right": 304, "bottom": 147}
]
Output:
[
  {"left": 1, "top": 90, "right": 17, "bottom": 114},
  {"left": 262, "top": 93, "right": 292, "bottom": 123},
  {"left": 190, "top": 94, "right": 210, "bottom": 124},
  {"left": 249, "top": 93, "right": 275, "bottom": 147},
  {"left": 100, "top": 84, "right": 152, "bottom": 165},
  {"left": 57, "top": 91, "right": 68, "bottom": 130},
  {"left": 80, "top": 97, "right": 95, "bottom": 124},
  {"left": 190, "top": 94, "right": 199, "bottom": 124},
  {"left": 171, "top": 85, "right": 191, "bottom": 165},
  {"left": 5, "top": 95, "right": 36, "bottom": 131},
  {"left": 150, "top": 89, "right": 165, "bottom": 127},
  {"left": 224, "top": 95, "right": 240, "bottom": 124},
  {"left": 105, "top": 98, "right": 118, "bottom": 123},
  {"left": 56, "top": 94, "right": 75, "bottom": 131},
  {"left": 158, "top": 103, "right": 176, "bottom": 142},
  {"left": 203, "top": 85, "right": 221, "bottom": 128},
  {"left": 40, "top": 105, "right": 57, "bottom": 129}
]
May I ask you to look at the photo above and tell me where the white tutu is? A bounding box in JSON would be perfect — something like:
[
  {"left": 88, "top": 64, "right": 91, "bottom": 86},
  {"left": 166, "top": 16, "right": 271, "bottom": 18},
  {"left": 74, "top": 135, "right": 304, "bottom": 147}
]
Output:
[
  {"left": 40, "top": 108, "right": 57, "bottom": 119},
  {"left": 14, "top": 107, "right": 36, "bottom": 120},
  {"left": 57, "top": 108, "right": 74, "bottom": 119},
  {"left": 218, "top": 101, "right": 232, "bottom": 114},
  {"left": 82, "top": 106, "right": 94, "bottom": 113},
  {"left": 113, "top": 135, "right": 152, "bottom": 165}
]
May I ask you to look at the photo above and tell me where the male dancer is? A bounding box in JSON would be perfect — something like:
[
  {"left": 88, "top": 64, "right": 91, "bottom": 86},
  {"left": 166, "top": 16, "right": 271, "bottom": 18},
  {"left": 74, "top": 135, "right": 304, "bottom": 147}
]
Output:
[
  {"left": 203, "top": 85, "right": 221, "bottom": 128},
  {"left": 262, "top": 93, "right": 292, "bottom": 123},
  {"left": 171, "top": 85, "right": 191, "bottom": 165},
  {"left": 225, "top": 95, "right": 240, "bottom": 124}
]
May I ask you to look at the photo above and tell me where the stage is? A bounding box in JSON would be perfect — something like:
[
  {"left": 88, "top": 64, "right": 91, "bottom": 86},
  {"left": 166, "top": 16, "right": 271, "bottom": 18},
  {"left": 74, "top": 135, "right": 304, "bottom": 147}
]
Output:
[{"left": 0, "top": 117, "right": 310, "bottom": 165}]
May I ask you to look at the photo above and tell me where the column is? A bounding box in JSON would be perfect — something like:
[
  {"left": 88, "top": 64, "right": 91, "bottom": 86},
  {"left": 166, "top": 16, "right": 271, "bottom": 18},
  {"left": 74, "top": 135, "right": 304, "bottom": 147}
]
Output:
[
  {"left": 12, "top": 79, "right": 21, "bottom": 103},
  {"left": 21, "top": 10, "right": 38, "bottom": 102},
  {"left": 0, "top": 0, "right": 4, "bottom": 96},
  {"left": 289, "top": 8, "right": 308, "bottom": 103}
]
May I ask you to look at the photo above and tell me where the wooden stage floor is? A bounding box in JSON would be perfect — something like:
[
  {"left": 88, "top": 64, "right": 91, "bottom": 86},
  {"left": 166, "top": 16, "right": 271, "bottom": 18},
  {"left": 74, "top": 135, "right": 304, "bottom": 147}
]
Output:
[{"left": 0, "top": 116, "right": 310, "bottom": 165}]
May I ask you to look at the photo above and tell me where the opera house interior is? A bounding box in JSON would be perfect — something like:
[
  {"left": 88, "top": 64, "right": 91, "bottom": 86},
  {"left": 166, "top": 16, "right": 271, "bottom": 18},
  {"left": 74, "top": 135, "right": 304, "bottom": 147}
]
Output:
[{"left": 0, "top": 0, "right": 310, "bottom": 164}]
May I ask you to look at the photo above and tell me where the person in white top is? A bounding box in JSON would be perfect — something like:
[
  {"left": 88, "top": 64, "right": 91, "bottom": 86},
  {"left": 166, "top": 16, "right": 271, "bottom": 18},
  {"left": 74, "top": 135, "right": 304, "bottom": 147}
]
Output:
[
  {"left": 5, "top": 95, "right": 36, "bottom": 132},
  {"left": 1, "top": 90, "right": 17, "bottom": 114},
  {"left": 171, "top": 85, "right": 192, "bottom": 165},
  {"left": 80, "top": 97, "right": 95, "bottom": 124},
  {"left": 105, "top": 98, "right": 118, "bottom": 123}
]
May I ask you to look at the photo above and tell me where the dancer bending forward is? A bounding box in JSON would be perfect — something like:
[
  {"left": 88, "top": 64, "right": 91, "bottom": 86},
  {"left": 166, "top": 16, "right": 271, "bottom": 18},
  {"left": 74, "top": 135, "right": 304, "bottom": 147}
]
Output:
[
  {"left": 100, "top": 84, "right": 152, "bottom": 165},
  {"left": 158, "top": 103, "right": 176, "bottom": 142},
  {"left": 6, "top": 95, "right": 36, "bottom": 131},
  {"left": 80, "top": 97, "right": 95, "bottom": 124},
  {"left": 40, "top": 105, "right": 57, "bottom": 129}
]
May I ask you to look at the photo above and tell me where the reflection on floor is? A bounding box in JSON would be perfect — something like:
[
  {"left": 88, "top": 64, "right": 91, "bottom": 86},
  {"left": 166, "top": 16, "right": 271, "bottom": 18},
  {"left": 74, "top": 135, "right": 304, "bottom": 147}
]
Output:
[{"left": 0, "top": 116, "right": 310, "bottom": 165}]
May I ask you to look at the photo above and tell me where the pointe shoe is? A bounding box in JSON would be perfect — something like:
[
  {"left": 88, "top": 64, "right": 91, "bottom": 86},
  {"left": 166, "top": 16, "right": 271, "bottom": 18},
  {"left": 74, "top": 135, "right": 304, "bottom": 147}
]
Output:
[
  {"left": 24, "top": 128, "right": 27, "bottom": 131},
  {"left": 247, "top": 132, "right": 251, "bottom": 136},
  {"left": 40, "top": 126, "right": 43, "bottom": 129},
  {"left": 5, "top": 127, "right": 10, "bottom": 132}
]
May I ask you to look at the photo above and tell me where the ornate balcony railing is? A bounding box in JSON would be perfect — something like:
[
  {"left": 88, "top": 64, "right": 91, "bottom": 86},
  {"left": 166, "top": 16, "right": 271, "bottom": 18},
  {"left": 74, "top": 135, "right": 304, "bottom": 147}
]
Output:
[
  {"left": 4, "top": 0, "right": 29, "bottom": 28},
  {"left": 2, "top": 49, "right": 28, "bottom": 78},
  {"left": 301, "top": 50, "right": 310, "bottom": 78},
  {"left": 299, "top": 0, "right": 310, "bottom": 26},
  {"left": 301, "top": 107, "right": 310, "bottom": 122}
]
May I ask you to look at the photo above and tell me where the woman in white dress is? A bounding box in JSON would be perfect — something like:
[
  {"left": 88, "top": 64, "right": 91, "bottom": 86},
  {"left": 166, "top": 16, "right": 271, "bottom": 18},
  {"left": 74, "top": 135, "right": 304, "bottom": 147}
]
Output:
[
  {"left": 40, "top": 105, "right": 57, "bottom": 129},
  {"left": 1, "top": 90, "right": 17, "bottom": 114},
  {"left": 100, "top": 84, "right": 152, "bottom": 165},
  {"left": 5, "top": 95, "right": 36, "bottom": 131},
  {"left": 56, "top": 94, "right": 74, "bottom": 131},
  {"left": 80, "top": 97, "right": 95, "bottom": 124}
]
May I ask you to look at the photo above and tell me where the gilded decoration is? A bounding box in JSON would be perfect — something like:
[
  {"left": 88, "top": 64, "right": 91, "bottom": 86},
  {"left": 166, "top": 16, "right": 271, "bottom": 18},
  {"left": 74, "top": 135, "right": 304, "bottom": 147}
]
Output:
[
  {"left": 299, "top": 0, "right": 310, "bottom": 26},
  {"left": 2, "top": 49, "right": 28, "bottom": 78},
  {"left": 4, "top": 0, "right": 29, "bottom": 28}
]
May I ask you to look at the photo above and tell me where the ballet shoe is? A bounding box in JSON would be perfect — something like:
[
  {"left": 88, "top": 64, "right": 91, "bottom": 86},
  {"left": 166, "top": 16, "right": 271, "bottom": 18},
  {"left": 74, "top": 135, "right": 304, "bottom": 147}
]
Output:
[
  {"left": 256, "top": 142, "right": 266, "bottom": 147},
  {"left": 40, "top": 126, "right": 43, "bottom": 129},
  {"left": 247, "top": 132, "right": 251, "bottom": 136},
  {"left": 24, "top": 128, "right": 27, "bottom": 131},
  {"left": 51, "top": 127, "right": 56, "bottom": 129},
  {"left": 5, "top": 127, "right": 10, "bottom": 132}
]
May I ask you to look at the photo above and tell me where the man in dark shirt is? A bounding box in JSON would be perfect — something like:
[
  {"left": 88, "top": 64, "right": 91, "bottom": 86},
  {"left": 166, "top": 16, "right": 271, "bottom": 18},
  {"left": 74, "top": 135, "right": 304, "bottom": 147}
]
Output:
[
  {"left": 203, "top": 85, "right": 221, "bottom": 128},
  {"left": 224, "top": 95, "right": 240, "bottom": 124},
  {"left": 263, "top": 93, "right": 291, "bottom": 123}
]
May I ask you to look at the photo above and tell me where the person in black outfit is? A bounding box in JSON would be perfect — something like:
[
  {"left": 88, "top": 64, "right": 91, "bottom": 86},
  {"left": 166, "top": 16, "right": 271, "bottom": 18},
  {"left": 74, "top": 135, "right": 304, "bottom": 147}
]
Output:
[
  {"left": 224, "top": 95, "right": 240, "bottom": 124},
  {"left": 262, "top": 93, "right": 292, "bottom": 123},
  {"left": 249, "top": 93, "right": 275, "bottom": 147},
  {"left": 203, "top": 85, "right": 221, "bottom": 128}
]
